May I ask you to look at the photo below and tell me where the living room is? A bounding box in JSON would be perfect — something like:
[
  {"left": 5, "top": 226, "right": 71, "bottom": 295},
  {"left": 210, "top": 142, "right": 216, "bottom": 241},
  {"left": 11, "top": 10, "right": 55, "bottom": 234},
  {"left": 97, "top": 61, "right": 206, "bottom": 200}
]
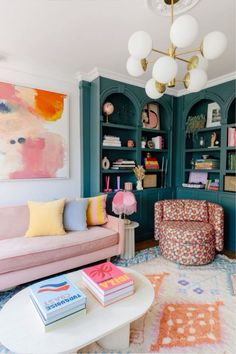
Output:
[{"left": 0, "top": 0, "right": 235, "bottom": 353}]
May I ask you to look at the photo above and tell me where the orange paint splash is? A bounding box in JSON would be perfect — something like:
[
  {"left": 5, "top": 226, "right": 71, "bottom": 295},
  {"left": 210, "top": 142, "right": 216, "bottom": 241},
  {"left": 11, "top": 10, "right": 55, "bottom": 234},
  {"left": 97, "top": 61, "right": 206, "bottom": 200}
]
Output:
[{"left": 34, "top": 89, "right": 66, "bottom": 121}]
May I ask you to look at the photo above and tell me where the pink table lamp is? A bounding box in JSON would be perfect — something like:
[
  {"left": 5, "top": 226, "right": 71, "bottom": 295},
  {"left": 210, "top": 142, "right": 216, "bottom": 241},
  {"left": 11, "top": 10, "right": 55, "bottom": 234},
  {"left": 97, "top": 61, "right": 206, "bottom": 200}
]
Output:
[{"left": 112, "top": 190, "right": 137, "bottom": 224}]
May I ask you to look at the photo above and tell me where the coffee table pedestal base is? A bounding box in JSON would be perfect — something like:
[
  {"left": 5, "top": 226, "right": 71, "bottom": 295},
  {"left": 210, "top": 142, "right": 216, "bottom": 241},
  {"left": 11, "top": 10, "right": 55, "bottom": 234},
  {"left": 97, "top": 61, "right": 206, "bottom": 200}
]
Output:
[{"left": 97, "top": 324, "right": 130, "bottom": 350}]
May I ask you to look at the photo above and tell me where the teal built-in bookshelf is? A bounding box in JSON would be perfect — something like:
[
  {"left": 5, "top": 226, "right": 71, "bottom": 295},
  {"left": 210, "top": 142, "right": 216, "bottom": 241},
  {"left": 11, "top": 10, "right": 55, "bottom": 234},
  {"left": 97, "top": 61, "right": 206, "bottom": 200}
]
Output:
[{"left": 80, "top": 77, "right": 236, "bottom": 252}]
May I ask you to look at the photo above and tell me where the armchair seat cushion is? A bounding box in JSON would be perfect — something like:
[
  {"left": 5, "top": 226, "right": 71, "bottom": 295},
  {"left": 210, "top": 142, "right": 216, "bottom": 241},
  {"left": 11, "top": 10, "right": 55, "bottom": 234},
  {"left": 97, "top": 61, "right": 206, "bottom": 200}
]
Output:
[{"left": 159, "top": 221, "right": 214, "bottom": 244}]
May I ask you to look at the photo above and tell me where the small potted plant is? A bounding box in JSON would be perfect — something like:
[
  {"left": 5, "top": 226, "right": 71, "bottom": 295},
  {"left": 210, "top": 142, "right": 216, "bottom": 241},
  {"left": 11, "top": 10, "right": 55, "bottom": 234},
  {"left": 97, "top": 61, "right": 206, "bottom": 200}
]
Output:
[{"left": 141, "top": 137, "right": 147, "bottom": 148}]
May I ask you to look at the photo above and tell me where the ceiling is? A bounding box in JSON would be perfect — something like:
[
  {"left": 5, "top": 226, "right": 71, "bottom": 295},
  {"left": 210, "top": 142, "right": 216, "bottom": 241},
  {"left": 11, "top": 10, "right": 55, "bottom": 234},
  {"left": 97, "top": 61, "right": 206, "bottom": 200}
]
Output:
[{"left": 0, "top": 0, "right": 235, "bottom": 89}]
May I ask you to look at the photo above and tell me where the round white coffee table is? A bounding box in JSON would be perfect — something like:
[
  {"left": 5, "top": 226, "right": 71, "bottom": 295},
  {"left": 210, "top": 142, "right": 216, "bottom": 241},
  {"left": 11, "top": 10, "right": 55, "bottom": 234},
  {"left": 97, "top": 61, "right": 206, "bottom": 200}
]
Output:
[{"left": 0, "top": 267, "right": 154, "bottom": 354}]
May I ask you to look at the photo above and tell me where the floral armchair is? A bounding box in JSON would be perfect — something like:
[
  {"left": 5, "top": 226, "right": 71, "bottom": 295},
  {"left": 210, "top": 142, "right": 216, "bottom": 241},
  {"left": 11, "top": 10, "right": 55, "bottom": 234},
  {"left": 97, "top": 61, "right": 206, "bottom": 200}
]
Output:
[{"left": 154, "top": 199, "right": 224, "bottom": 265}]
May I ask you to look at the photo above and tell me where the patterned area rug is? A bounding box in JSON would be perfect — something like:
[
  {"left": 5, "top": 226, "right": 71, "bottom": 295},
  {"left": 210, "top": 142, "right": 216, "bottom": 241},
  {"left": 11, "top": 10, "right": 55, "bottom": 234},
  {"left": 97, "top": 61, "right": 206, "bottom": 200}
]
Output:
[{"left": 0, "top": 247, "right": 236, "bottom": 354}]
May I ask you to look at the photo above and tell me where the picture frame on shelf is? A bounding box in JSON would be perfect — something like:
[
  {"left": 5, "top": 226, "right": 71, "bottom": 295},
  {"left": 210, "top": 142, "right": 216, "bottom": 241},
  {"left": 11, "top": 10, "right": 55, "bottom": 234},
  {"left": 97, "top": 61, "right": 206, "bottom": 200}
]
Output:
[
  {"left": 142, "top": 103, "right": 160, "bottom": 129},
  {"left": 224, "top": 175, "right": 236, "bottom": 192},
  {"left": 206, "top": 102, "right": 221, "bottom": 128}
]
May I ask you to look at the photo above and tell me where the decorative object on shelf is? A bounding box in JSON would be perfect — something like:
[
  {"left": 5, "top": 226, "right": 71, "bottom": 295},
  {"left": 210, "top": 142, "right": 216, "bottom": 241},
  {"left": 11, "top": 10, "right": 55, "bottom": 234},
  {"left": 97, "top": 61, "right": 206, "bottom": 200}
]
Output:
[
  {"left": 209, "top": 132, "right": 217, "bottom": 148},
  {"left": 199, "top": 136, "right": 205, "bottom": 148},
  {"left": 102, "top": 156, "right": 110, "bottom": 170},
  {"left": 143, "top": 174, "right": 157, "bottom": 188},
  {"left": 147, "top": 140, "right": 155, "bottom": 149},
  {"left": 142, "top": 103, "right": 160, "bottom": 129},
  {"left": 126, "top": 0, "right": 227, "bottom": 98},
  {"left": 114, "top": 176, "right": 121, "bottom": 192},
  {"left": 103, "top": 176, "right": 112, "bottom": 192},
  {"left": 206, "top": 102, "right": 221, "bottom": 127},
  {"left": 186, "top": 114, "right": 206, "bottom": 135},
  {"left": 188, "top": 171, "right": 208, "bottom": 185},
  {"left": 127, "top": 139, "right": 134, "bottom": 148},
  {"left": 133, "top": 165, "right": 145, "bottom": 190},
  {"left": 103, "top": 135, "right": 121, "bottom": 147},
  {"left": 224, "top": 176, "right": 236, "bottom": 192},
  {"left": 112, "top": 190, "right": 137, "bottom": 224},
  {"left": 102, "top": 102, "right": 114, "bottom": 123},
  {"left": 141, "top": 137, "right": 147, "bottom": 148},
  {"left": 152, "top": 135, "right": 163, "bottom": 149},
  {"left": 202, "top": 155, "right": 209, "bottom": 160},
  {"left": 190, "top": 158, "right": 195, "bottom": 169},
  {"left": 124, "top": 182, "right": 133, "bottom": 191}
]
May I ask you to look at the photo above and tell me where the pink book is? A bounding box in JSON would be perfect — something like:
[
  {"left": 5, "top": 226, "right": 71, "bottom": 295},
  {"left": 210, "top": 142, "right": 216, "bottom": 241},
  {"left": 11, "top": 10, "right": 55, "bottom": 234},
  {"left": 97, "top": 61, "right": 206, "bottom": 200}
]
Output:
[
  {"left": 81, "top": 262, "right": 133, "bottom": 295},
  {"left": 228, "top": 127, "right": 236, "bottom": 146}
]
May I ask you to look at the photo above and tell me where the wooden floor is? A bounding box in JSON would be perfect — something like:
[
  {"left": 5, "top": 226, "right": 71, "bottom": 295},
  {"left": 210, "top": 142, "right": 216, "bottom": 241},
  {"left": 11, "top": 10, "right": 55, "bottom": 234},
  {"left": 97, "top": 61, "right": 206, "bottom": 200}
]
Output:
[{"left": 135, "top": 239, "right": 236, "bottom": 259}]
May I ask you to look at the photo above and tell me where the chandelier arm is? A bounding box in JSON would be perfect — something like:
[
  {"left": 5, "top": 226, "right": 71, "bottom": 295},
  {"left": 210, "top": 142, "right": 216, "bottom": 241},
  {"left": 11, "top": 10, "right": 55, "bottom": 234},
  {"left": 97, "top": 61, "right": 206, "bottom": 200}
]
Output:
[
  {"left": 176, "top": 48, "right": 201, "bottom": 56},
  {"left": 175, "top": 56, "right": 191, "bottom": 63},
  {"left": 152, "top": 48, "right": 169, "bottom": 56},
  {"left": 171, "top": 0, "right": 174, "bottom": 24}
]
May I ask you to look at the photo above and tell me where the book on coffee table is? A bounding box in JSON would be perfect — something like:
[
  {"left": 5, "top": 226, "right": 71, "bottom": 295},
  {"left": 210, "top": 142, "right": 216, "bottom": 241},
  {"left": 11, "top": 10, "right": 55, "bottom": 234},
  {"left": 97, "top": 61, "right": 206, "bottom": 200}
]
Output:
[
  {"left": 81, "top": 261, "right": 134, "bottom": 306},
  {"left": 29, "top": 274, "right": 87, "bottom": 326}
]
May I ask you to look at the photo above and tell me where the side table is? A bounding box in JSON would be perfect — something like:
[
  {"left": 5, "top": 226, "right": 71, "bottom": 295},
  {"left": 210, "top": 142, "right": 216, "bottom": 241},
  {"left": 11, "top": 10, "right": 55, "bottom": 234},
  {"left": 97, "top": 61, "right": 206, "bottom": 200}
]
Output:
[{"left": 121, "top": 221, "right": 139, "bottom": 259}]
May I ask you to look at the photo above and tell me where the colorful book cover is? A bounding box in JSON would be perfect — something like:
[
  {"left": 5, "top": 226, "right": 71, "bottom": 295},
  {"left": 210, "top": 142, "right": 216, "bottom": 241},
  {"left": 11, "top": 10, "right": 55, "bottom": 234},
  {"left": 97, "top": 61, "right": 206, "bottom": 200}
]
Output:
[
  {"left": 81, "top": 262, "right": 133, "bottom": 294},
  {"left": 29, "top": 275, "right": 86, "bottom": 319}
]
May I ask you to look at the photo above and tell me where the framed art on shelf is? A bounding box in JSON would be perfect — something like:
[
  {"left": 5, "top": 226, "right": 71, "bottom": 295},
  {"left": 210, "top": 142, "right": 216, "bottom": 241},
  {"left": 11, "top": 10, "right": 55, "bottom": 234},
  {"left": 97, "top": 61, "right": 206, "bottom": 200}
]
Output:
[
  {"left": 0, "top": 82, "right": 69, "bottom": 180},
  {"left": 206, "top": 102, "right": 221, "bottom": 128},
  {"left": 142, "top": 103, "right": 160, "bottom": 129}
]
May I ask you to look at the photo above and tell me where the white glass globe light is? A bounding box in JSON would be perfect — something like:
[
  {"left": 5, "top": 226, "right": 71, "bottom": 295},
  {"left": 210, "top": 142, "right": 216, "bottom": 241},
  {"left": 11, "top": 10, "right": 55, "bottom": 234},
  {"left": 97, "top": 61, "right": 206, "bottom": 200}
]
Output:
[
  {"left": 170, "top": 15, "right": 199, "bottom": 48},
  {"left": 185, "top": 69, "right": 208, "bottom": 92},
  {"left": 126, "top": 56, "right": 145, "bottom": 77},
  {"left": 202, "top": 31, "right": 227, "bottom": 60},
  {"left": 152, "top": 56, "right": 178, "bottom": 84},
  {"left": 128, "top": 31, "right": 152, "bottom": 59},
  {"left": 188, "top": 53, "right": 208, "bottom": 71},
  {"left": 145, "top": 79, "right": 165, "bottom": 99}
]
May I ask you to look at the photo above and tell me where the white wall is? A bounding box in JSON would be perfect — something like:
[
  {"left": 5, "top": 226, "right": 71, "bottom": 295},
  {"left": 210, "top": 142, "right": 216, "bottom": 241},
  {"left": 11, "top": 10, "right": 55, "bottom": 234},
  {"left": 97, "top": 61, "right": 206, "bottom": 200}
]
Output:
[{"left": 0, "top": 66, "right": 81, "bottom": 205}]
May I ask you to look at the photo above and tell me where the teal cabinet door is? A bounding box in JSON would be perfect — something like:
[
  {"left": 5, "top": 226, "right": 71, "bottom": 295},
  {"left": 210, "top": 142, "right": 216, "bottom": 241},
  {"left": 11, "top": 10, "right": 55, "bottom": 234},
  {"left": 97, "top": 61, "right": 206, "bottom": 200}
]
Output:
[{"left": 218, "top": 192, "right": 236, "bottom": 252}]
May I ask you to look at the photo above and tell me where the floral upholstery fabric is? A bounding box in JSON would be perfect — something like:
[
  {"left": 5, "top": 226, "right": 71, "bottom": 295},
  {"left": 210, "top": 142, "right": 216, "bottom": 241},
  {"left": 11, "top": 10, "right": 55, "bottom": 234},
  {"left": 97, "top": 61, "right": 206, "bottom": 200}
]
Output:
[
  {"left": 208, "top": 202, "right": 224, "bottom": 252},
  {"left": 183, "top": 200, "right": 208, "bottom": 222},
  {"left": 163, "top": 200, "right": 185, "bottom": 221},
  {"left": 154, "top": 199, "right": 224, "bottom": 265}
]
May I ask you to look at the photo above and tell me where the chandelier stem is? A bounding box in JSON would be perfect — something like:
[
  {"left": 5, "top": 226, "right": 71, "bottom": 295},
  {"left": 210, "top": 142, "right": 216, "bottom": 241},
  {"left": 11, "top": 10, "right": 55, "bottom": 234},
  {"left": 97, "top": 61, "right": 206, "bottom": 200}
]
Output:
[
  {"left": 176, "top": 48, "right": 201, "bottom": 56},
  {"left": 175, "top": 56, "right": 190, "bottom": 63},
  {"left": 152, "top": 48, "right": 169, "bottom": 56},
  {"left": 171, "top": 0, "right": 174, "bottom": 24}
]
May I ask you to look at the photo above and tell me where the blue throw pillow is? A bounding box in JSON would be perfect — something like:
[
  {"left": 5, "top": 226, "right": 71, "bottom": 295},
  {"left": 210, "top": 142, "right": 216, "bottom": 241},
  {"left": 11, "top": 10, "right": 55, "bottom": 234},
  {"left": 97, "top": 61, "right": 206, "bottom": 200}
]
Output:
[{"left": 63, "top": 200, "right": 88, "bottom": 231}]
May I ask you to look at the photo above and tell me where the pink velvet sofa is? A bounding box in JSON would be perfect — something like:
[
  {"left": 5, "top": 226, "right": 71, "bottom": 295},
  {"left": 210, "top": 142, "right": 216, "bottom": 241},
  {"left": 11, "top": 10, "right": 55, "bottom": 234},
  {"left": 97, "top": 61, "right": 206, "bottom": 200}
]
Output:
[{"left": 0, "top": 204, "right": 125, "bottom": 291}]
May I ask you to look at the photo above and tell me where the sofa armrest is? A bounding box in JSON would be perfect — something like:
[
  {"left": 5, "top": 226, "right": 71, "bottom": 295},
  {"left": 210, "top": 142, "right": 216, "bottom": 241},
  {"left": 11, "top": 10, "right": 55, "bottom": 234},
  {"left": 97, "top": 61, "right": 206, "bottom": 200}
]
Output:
[
  {"left": 208, "top": 202, "right": 224, "bottom": 252},
  {"left": 154, "top": 201, "right": 164, "bottom": 241},
  {"left": 103, "top": 215, "right": 125, "bottom": 255}
]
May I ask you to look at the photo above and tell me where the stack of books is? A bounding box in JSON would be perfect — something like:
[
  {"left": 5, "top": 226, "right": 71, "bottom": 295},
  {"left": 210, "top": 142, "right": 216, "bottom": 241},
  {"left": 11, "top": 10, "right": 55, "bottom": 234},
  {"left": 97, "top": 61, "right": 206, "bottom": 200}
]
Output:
[
  {"left": 29, "top": 275, "right": 87, "bottom": 331},
  {"left": 103, "top": 135, "right": 121, "bottom": 147},
  {"left": 228, "top": 127, "right": 236, "bottom": 147},
  {"left": 228, "top": 152, "right": 236, "bottom": 170},
  {"left": 111, "top": 159, "right": 135, "bottom": 169},
  {"left": 195, "top": 158, "right": 220, "bottom": 170},
  {"left": 144, "top": 156, "right": 159, "bottom": 169},
  {"left": 206, "top": 179, "right": 220, "bottom": 191},
  {"left": 81, "top": 261, "right": 134, "bottom": 306}
]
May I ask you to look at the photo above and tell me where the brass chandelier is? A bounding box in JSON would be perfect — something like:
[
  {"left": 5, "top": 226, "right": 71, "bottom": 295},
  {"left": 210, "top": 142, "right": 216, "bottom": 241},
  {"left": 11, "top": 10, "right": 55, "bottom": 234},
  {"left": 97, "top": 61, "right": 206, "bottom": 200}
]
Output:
[{"left": 126, "top": 0, "right": 227, "bottom": 98}]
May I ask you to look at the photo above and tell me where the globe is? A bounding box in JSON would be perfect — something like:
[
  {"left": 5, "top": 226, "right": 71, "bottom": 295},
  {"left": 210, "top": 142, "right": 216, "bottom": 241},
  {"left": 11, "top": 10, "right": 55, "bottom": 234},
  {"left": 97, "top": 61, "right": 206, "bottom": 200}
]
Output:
[{"left": 103, "top": 102, "right": 114, "bottom": 116}]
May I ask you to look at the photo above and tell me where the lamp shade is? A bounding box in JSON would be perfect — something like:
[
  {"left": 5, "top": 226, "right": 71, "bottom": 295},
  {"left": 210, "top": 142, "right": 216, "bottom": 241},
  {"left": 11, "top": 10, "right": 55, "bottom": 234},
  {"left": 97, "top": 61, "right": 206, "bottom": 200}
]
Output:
[
  {"left": 188, "top": 53, "right": 208, "bottom": 71},
  {"left": 185, "top": 68, "right": 207, "bottom": 92},
  {"left": 170, "top": 14, "right": 199, "bottom": 48},
  {"left": 152, "top": 56, "right": 178, "bottom": 84},
  {"left": 145, "top": 79, "right": 165, "bottom": 99},
  {"left": 112, "top": 190, "right": 137, "bottom": 216},
  {"left": 126, "top": 56, "right": 145, "bottom": 77},
  {"left": 201, "top": 31, "right": 227, "bottom": 60},
  {"left": 128, "top": 31, "right": 152, "bottom": 59}
]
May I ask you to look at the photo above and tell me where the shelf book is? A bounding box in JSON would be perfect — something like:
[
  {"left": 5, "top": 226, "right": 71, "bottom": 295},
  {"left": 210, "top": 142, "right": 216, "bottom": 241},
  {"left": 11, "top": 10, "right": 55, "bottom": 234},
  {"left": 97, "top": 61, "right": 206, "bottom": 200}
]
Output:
[
  {"left": 81, "top": 261, "right": 134, "bottom": 306},
  {"left": 29, "top": 275, "right": 87, "bottom": 331}
]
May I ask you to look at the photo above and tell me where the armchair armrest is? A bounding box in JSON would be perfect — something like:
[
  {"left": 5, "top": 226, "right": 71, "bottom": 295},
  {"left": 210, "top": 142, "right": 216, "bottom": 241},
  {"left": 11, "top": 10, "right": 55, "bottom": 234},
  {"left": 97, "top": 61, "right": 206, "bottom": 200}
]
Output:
[
  {"left": 208, "top": 202, "right": 224, "bottom": 252},
  {"left": 154, "top": 201, "right": 164, "bottom": 241},
  {"left": 103, "top": 215, "right": 125, "bottom": 255}
]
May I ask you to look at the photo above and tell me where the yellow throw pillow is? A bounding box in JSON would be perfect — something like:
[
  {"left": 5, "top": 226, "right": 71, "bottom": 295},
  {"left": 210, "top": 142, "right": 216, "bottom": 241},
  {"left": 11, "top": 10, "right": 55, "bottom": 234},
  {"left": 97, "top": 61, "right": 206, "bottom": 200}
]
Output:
[
  {"left": 25, "top": 199, "right": 66, "bottom": 237},
  {"left": 86, "top": 195, "right": 108, "bottom": 226}
]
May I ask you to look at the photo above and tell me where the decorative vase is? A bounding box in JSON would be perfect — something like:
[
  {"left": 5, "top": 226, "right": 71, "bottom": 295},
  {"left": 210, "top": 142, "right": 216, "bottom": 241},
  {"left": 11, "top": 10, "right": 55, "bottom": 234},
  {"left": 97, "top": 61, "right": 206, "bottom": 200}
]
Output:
[{"left": 136, "top": 180, "right": 143, "bottom": 190}]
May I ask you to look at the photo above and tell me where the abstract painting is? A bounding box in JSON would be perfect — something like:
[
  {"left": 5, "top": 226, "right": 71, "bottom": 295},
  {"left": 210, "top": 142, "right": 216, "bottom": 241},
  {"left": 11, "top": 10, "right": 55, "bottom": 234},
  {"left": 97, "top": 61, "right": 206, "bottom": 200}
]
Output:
[{"left": 0, "top": 82, "right": 69, "bottom": 180}]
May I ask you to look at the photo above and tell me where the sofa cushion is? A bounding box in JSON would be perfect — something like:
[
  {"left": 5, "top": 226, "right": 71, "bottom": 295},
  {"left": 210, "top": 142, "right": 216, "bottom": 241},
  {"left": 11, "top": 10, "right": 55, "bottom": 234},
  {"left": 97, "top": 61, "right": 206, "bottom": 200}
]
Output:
[
  {"left": 0, "top": 205, "right": 29, "bottom": 240},
  {"left": 159, "top": 221, "right": 214, "bottom": 244},
  {"left": 163, "top": 200, "right": 185, "bottom": 221},
  {"left": 63, "top": 199, "right": 88, "bottom": 231},
  {"left": 25, "top": 199, "right": 66, "bottom": 237},
  {"left": 86, "top": 195, "right": 108, "bottom": 226},
  {"left": 0, "top": 226, "right": 118, "bottom": 275},
  {"left": 183, "top": 200, "right": 208, "bottom": 222}
]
